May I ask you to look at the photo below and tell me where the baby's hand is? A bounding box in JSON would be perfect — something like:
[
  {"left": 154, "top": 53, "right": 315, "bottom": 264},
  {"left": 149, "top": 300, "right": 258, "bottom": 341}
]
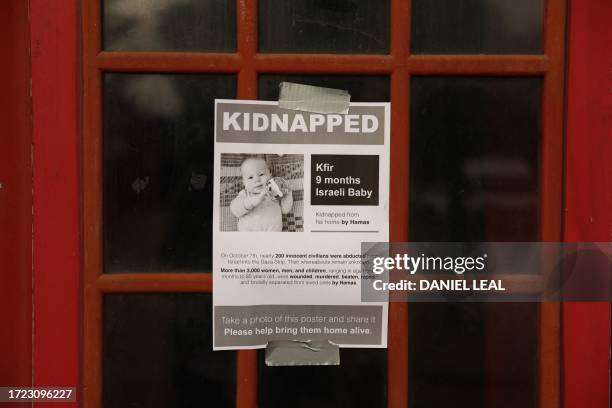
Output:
[
  {"left": 281, "top": 183, "right": 292, "bottom": 195},
  {"left": 244, "top": 190, "right": 267, "bottom": 210},
  {"left": 276, "top": 178, "right": 291, "bottom": 196}
]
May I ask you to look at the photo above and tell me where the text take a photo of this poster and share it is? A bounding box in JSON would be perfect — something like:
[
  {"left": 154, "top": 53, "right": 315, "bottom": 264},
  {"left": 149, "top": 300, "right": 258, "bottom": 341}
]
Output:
[{"left": 213, "top": 99, "right": 390, "bottom": 350}]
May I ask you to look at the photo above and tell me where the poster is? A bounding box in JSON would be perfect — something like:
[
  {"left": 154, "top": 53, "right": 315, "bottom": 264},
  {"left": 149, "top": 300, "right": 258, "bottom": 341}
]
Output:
[{"left": 213, "top": 100, "right": 390, "bottom": 350}]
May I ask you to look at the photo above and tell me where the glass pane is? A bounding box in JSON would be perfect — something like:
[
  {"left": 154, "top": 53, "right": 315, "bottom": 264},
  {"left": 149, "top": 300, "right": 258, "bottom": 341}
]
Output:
[
  {"left": 410, "top": 77, "right": 541, "bottom": 242},
  {"left": 259, "top": 75, "right": 390, "bottom": 102},
  {"left": 258, "top": 349, "right": 387, "bottom": 408},
  {"left": 412, "top": 0, "right": 543, "bottom": 54},
  {"left": 103, "top": 294, "right": 236, "bottom": 408},
  {"left": 259, "top": 0, "right": 389, "bottom": 54},
  {"left": 104, "top": 74, "right": 236, "bottom": 272},
  {"left": 409, "top": 303, "right": 539, "bottom": 408},
  {"left": 103, "top": 0, "right": 236, "bottom": 52},
  {"left": 408, "top": 76, "right": 542, "bottom": 407}
]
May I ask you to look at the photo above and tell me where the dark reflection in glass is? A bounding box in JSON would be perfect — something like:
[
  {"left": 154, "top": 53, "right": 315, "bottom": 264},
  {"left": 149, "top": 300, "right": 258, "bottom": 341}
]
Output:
[
  {"left": 409, "top": 303, "right": 485, "bottom": 407},
  {"left": 258, "top": 349, "right": 387, "bottom": 408},
  {"left": 408, "top": 303, "right": 539, "bottom": 408},
  {"left": 410, "top": 77, "right": 541, "bottom": 242},
  {"left": 103, "top": 294, "right": 236, "bottom": 408},
  {"left": 104, "top": 74, "right": 236, "bottom": 272},
  {"left": 409, "top": 77, "right": 541, "bottom": 408},
  {"left": 259, "top": 0, "right": 389, "bottom": 54},
  {"left": 259, "top": 75, "right": 390, "bottom": 102},
  {"left": 103, "top": 0, "right": 236, "bottom": 52},
  {"left": 412, "top": 0, "right": 543, "bottom": 54}
]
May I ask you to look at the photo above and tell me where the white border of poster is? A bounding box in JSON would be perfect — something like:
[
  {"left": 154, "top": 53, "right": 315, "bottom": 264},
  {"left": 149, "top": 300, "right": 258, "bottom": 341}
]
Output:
[{"left": 213, "top": 100, "right": 390, "bottom": 350}]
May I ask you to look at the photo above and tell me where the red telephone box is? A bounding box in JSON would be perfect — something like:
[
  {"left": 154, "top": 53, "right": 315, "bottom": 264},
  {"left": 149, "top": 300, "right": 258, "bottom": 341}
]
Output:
[{"left": 1, "top": 1, "right": 610, "bottom": 407}]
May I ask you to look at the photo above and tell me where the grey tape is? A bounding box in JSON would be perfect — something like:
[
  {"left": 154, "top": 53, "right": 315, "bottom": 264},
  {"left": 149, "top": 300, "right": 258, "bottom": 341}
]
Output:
[
  {"left": 278, "top": 82, "right": 351, "bottom": 114},
  {"left": 265, "top": 340, "right": 340, "bottom": 366}
]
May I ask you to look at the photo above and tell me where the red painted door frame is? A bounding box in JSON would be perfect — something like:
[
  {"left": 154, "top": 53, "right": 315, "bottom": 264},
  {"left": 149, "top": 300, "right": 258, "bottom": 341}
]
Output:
[
  {"left": 7, "top": 0, "right": 607, "bottom": 407},
  {"left": 562, "top": 0, "right": 612, "bottom": 407},
  {"left": 30, "top": 0, "right": 80, "bottom": 407},
  {"left": 0, "top": 2, "right": 33, "bottom": 405}
]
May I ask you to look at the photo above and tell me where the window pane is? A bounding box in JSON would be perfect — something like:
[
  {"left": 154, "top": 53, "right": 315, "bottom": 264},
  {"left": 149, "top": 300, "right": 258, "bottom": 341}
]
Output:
[
  {"left": 412, "top": 0, "right": 543, "bottom": 54},
  {"left": 410, "top": 76, "right": 541, "bottom": 242},
  {"left": 103, "top": 0, "right": 236, "bottom": 52},
  {"left": 409, "top": 303, "right": 539, "bottom": 408},
  {"left": 259, "top": 75, "right": 390, "bottom": 102},
  {"left": 259, "top": 0, "right": 389, "bottom": 54},
  {"left": 103, "top": 294, "right": 236, "bottom": 408},
  {"left": 258, "top": 349, "right": 387, "bottom": 408},
  {"left": 408, "top": 76, "right": 542, "bottom": 407},
  {"left": 104, "top": 74, "right": 236, "bottom": 272}
]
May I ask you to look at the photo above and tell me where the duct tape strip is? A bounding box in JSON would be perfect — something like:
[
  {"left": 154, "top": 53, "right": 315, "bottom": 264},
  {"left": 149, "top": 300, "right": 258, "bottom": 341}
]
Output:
[
  {"left": 278, "top": 82, "right": 351, "bottom": 114},
  {"left": 265, "top": 340, "right": 340, "bottom": 366}
]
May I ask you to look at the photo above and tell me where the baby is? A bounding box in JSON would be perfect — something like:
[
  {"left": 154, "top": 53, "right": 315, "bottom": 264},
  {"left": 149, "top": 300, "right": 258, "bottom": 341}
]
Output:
[{"left": 230, "top": 157, "right": 293, "bottom": 232}]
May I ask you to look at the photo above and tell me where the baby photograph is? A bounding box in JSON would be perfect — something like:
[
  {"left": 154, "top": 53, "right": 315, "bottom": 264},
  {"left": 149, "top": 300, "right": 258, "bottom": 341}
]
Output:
[{"left": 219, "top": 153, "right": 304, "bottom": 232}]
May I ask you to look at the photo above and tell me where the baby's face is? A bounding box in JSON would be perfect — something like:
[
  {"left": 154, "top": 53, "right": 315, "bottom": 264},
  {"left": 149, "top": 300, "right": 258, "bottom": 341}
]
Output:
[{"left": 241, "top": 158, "right": 271, "bottom": 194}]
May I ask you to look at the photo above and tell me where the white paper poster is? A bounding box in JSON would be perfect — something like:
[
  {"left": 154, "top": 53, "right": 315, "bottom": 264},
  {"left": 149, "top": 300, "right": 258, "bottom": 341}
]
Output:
[{"left": 213, "top": 100, "right": 390, "bottom": 350}]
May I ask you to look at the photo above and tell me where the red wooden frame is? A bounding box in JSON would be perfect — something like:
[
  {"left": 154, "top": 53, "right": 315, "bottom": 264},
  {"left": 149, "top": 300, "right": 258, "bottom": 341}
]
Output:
[
  {"left": 30, "top": 0, "right": 80, "bottom": 407},
  {"left": 81, "top": 1, "right": 566, "bottom": 407},
  {"left": 22, "top": 0, "right": 610, "bottom": 407},
  {"left": 563, "top": 0, "right": 612, "bottom": 407},
  {"left": 0, "top": 2, "right": 32, "bottom": 404}
]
